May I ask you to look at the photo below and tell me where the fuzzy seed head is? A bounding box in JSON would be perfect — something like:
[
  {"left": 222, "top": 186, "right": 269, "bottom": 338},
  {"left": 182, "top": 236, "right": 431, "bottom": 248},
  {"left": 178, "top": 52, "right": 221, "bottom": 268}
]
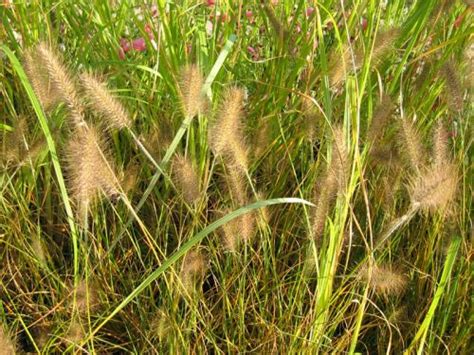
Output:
[
  {"left": 368, "top": 28, "right": 400, "bottom": 65},
  {"left": 222, "top": 212, "right": 255, "bottom": 252},
  {"left": 410, "top": 164, "right": 458, "bottom": 213},
  {"left": 433, "top": 121, "right": 450, "bottom": 167},
  {"left": 80, "top": 72, "right": 131, "bottom": 130},
  {"left": 24, "top": 48, "right": 59, "bottom": 111},
  {"left": 178, "top": 64, "right": 205, "bottom": 118},
  {"left": 301, "top": 96, "right": 323, "bottom": 142},
  {"left": 442, "top": 60, "right": 464, "bottom": 112},
  {"left": 328, "top": 43, "right": 352, "bottom": 88},
  {"left": 400, "top": 118, "right": 426, "bottom": 171},
  {"left": 0, "top": 326, "right": 15, "bottom": 355},
  {"left": 368, "top": 93, "right": 394, "bottom": 144},
  {"left": 311, "top": 126, "right": 349, "bottom": 241},
  {"left": 36, "top": 42, "right": 85, "bottom": 128},
  {"left": 73, "top": 279, "right": 100, "bottom": 315},
  {"left": 209, "top": 86, "right": 248, "bottom": 172},
  {"left": 172, "top": 154, "right": 201, "bottom": 204},
  {"left": 179, "top": 249, "right": 208, "bottom": 291},
  {"left": 66, "top": 126, "right": 119, "bottom": 219},
  {"left": 359, "top": 264, "right": 407, "bottom": 296}
]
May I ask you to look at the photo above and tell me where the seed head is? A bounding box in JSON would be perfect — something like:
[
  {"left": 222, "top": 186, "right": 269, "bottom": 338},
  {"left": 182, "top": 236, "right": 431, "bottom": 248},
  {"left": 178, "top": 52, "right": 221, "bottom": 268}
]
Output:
[
  {"left": 23, "top": 48, "right": 59, "bottom": 111},
  {"left": 209, "top": 86, "right": 248, "bottom": 172},
  {"left": 172, "top": 154, "right": 201, "bottom": 204},
  {"left": 359, "top": 263, "right": 407, "bottom": 296},
  {"left": 179, "top": 249, "right": 208, "bottom": 292},
  {"left": 36, "top": 42, "right": 85, "bottom": 128},
  {"left": 0, "top": 326, "right": 15, "bottom": 355},
  {"left": 80, "top": 72, "right": 131, "bottom": 130},
  {"left": 66, "top": 126, "right": 120, "bottom": 219},
  {"left": 178, "top": 64, "right": 206, "bottom": 118},
  {"left": 409, "top": 164, "right": 458, "bottom": 213}
]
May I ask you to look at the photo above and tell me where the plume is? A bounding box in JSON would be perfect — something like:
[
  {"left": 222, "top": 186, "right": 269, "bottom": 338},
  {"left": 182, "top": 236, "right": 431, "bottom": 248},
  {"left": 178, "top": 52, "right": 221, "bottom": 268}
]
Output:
[
  {"left": 172, "top": 154, "right": 201, "bottom": 204},
  {"left": 367, "top": 93, "right": 394, "bottom": 144},
  {"left": 178, "top": 64, "right": 206, "bottom": 118},
  {"left": 328, "top": 43, "right": 352, "bottom": 89},
  {"left": 358, "top": 263, "right": 407, "bottom": 296},
  {"left": 399, "top": 118, "right": 426, "bottom": 171},
  {"left": 209, "top": 86, "right": 248, "bottom": 172},
  {"left": 179, "top": 249, "right": 208, "bottom": 293},
  {"left": 311, "top": 126, "right": 349, "bottom": 241},
  {"left": 66, "top": 126, "right": 120, "bottom": 219},
  {"left": 36, "top": 42, "right": 85, "bottom": 128},
  {"left": 442, "top": 60, "right": 464, "bottom": 112},
  {"left": 409, "top": 163, "right": 458, "bottom": 213},
  {"left": 262, "top": 2, "right": 289, "bottom": 43},
  {"left": 433, "top": 121, "right": 450, "bottom": 167},
  {"left": 23, "top": 48, "right": 59, "bottom": 111},
  {"left": 80, "top": 72, "right": 131, "bottom": 130},
  {"left": 0, "top": 326, "right": 15, "bottom": 355}
]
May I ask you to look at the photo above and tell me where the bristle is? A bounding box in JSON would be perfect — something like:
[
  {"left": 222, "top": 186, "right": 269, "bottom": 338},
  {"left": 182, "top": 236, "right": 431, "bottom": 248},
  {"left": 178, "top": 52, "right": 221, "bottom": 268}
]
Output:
[
  {"left": 2, "top": 117, "right": 26, "bottom": 165},
  {"left": 222, "top": 213, "right": 255, "bottom": 252},
  {"left": 311, "top": 126, "right": 349, "bottom": 241},
  {"left": 252, "top": 118, "right": 271, "bottom": 160},
  {"left": 442, "top": 60, "right": 464, "bottom": 112},
  {"left": 367, "top": 93, "right": 394, "bottom": 144},
  {"left": 328, "top": 43, "right": 352, "bottom": 88},
  {"left": 301, "top": 96, "right": 323, "bottom": 142},
  {"left": 66, "top": 126, "right": 120, "bottom": 219},
  {"left": 35, "top": 43, "right": 85, "bottom": 128},
  {"left": 209, "top": 86, "right": 248, "bottom": 172},
  {"left": 226, "top": 169, "right": 247, "bottom": 207},
  {"left": 330, "top": 126, "right": 350, "bottom": 194},
  {"left": 433, "top": 121, "right": 450, "bottom": 167},
  {"left": 178, "top": 64, "right": 205, "bottom": 118},
  {"left": 80, "top": 72, "right": 131, "bottom": 130},
  {"left": 172, "top": 154, "right": 201, "bottom": 204},
  {"left": 409, "top": 164, "right": 458, "bottom": 213},
  {"left": 65, "top": 318, "right": 84, "bottom": 345},
  {"left": 368, "top": 28, "right": 400, "bottom": 65},
  {"left": 0, "top": 325, "right": 15, "bottom": 355},
  {"left": 23, "top": 49, "right": 59, "bottom": 111},
  {"left": 359, "top": 263, "right": 407, "bottom": 296},
  {"left": 399, "top": 118, "right": 425, "bottom": 171},
  {"left": 179, "top": 249, "right": 208, "bottom": 292},
  {"left": 262, "top": 3, "right": 289, "bottom": 42},
  {"left": 73, "top": 279, "right": 100, "bottom": 315}
]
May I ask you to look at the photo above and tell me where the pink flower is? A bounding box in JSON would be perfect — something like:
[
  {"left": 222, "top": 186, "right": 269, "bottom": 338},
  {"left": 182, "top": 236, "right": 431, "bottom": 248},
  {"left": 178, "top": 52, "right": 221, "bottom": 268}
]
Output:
[
  {"left": 132, "top": 37, "right": 146, "bottom": 52},
  {"left": 247, "top": 46, "right": 259, "bottom": 60},
  {"left": 245, "top": 10, "right": 253, "bottom": 21},
  {"left": 206, "top": 0, "right": 215, "bottom": 6},
  {"left": 120, "top": 38, "right": 131, "bottom": 52},
  {"left": 361, "top": 17, "right": 368, "bottom": 31},
  {"left": 144, "top": 23, "right": 154, "bottom": 40},
  {"left": 306, "top": 7, "right": 315, "bottom": 17}
]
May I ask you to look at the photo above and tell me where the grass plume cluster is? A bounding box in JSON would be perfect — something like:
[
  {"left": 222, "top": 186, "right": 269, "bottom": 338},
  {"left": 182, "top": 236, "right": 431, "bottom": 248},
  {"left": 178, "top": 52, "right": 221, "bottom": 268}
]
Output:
[{"left": 0, "top": 0, "right": 471, "bottom": 353}]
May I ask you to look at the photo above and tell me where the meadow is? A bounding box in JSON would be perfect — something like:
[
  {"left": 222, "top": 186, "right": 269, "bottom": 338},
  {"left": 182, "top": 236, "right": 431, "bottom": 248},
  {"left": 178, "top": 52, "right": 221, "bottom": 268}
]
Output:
[{"left": 0, "top": 0, "right": 473, "bottom": 353}]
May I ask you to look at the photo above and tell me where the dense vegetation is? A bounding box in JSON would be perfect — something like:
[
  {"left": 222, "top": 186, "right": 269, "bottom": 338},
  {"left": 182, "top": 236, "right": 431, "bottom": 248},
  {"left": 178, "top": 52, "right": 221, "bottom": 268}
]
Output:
[{"left": 1, "top": 0, "right": 472, "bottom": 353}]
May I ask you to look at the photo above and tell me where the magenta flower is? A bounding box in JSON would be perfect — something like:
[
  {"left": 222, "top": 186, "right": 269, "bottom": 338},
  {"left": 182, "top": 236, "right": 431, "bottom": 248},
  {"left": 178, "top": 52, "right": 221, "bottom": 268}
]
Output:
[
  {"left": 245, "top": 10, "right": 253, "bottom": 21},
  {"left": 132, "top": 37, "right": 146, "bottom": 52},
  {"left": 144, "top": 23, "right": 154, "bottom": 40},
  {"left": 120, "top": 38, "right": 132, "bottom": 52},
  {"left": 306, "top": 7, "right": 315, "bottom": 17}
]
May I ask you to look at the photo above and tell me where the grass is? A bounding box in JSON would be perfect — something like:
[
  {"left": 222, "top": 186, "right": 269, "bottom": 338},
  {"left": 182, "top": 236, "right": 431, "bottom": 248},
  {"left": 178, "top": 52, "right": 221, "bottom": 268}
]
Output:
[{"left": 1, "top": 0, "right": 472, "bottom": 353}]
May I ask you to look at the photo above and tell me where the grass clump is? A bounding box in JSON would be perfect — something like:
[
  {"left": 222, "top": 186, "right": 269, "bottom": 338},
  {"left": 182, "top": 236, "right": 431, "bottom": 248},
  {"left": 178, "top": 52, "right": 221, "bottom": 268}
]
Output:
[{"left": 0, "top": 0, "right": 471, "bottom": 353}]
